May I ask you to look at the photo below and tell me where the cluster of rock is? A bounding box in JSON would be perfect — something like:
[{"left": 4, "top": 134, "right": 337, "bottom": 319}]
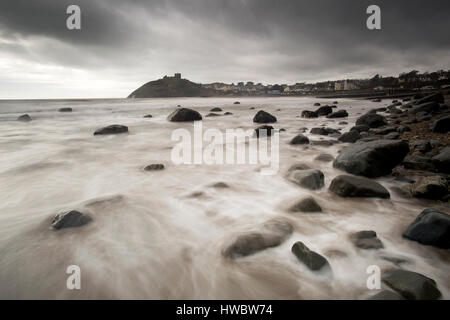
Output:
[{"left": 301, "top": 104, "right": 348, "bottom": 119}]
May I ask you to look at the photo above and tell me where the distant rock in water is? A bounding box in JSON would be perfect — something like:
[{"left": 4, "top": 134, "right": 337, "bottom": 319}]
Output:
[
  {"left": 168, "top": 108, "right": 202, "bottom": 122},
  {"left": 350, "top": 230, "right": 384, "bottom": 250},
  {"left": 253, "top": 110, "right": 277, "bottom": 123},
  {"left": 291, "top": 241, "right": 330, "bottom": 271},
  {"left": 233, "top": 101, "right": 240, "bottom": 104},
  {"left": 329, "top": 175, "right": 390, "bottom": 198},
  {"left": 333, "top": 139, "right": 410, "bottom": 178},
  {"left": 315, "top": 106, "right": 333, "bottom": 116},
  {"left": 254, "top": 125, "right": 274, "bottom": 138},
  {"left": 289, "top": 196, "right": 322, "bottom": 213},
  {"left": 403, "top": 208, "right": 450, "bottom": 249},
  {"left": 205, "top": 112, "right": 221, "bottom": 117},
  {"left": 301, "top": 110, "right": 318, "bottom": 118},
  {"left": 143, "top": 114, "right": 153, "bottom": 118},
  {"left": 94, "top": 125, "right": 129, "bottom": 135},
  {"left": 51, "top": 210, "right": 92, "bottom": 230},
  {"left": 223, "top": 219, "right": 293, "bottom": 259},
  {"left": 128, "top": 75, "right": 217, "bottom": 98},
  {"left": 290, "top": 134, "right": 309, "bottom": 145},
  {"left": 326, "top": 110, "right": 348, "bottom": 118},
  {"left": 144, "top": 164, "right": 165, "bottom": 171},
  {"left": 315, "top": 153, "right": 334, "bottom": 162},
  {"left": 17, "top": 114, "right": 32, "bottom": 122},
  {"left": 210, "top": 107, "right": 222, "bottom": 112},
  {"left": 58, "top": 107, "right": 72, "bottom": 112},
  {"left": 287, "top": 169, "right": 324, "bottom": 190}
]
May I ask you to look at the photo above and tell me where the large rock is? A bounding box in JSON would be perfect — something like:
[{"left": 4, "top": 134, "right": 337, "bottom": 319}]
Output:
[
  {"left": 17, "top": 114, "right": 32, "bottom": 122},
  {"left": 413, "top": 93, "right": 444, "bottom": 105},
  {"left": 326, "top": 110, "right": 348, "bottom": 118},
  {"left": 430, "top": 115, "right": 450, "bottom": 133},
  {"left": 289, "top": 196, "right": 322, "bottom": 213},
  {"left": 253, "top": 110, "right": 277, "bottom": 123},
  {"left": 333, "top": 140, "right": 410, "bottom": 178},
  {"left": 329, "top": 175, "right": 390, "bottom": 198},
  {"left": 403, "top": 208, "right": 450, "bottom": 248},
  {"left": 356, "top": 113, "right": 387, "bottom": 128},
  {"left": 338, "top": 130, "right": 361, "bottom": 143},
  {"left": 350, "top": 125, "right": 370, "bottom": 133},
  {"left": 410, "top": 176, "right": 448, "bottom": 200},
  {"left": 290, "top": 134, "right": 309, "bottom": 145},
  {"left": 301, "top": 110, "right": 318, "bottom": 118},
  {"left": 51, "top": 210, "right": 92, "bottom": 230},
  {"left": 408, "top": 102, "right": 440, "bottom": 115},
  {"left": 94, "top": 125, "right": 129, "bottom": 135},
  {"left": 168, "top": 108, "right": 202, "bottom": 122},
  {"left": 382, "top": 269, "right": 441, "bottom": 300},
  {"left": 223, "top": 219, "right": 293, "bottom": 258},
  {"left": 291, "top": 241, "right": 330, "bottom": 271},
  {"left": 350, "top": 230, "right": 384, "bottom": 249},
  {"left": 315, "top": 106, "right": 333, "bottom": 116},
  {"left": 287, "top": 169, "right": 325, "bottom": 190},
  {"left": 432, "top": 147, "right": 450, "bottom": 173}
]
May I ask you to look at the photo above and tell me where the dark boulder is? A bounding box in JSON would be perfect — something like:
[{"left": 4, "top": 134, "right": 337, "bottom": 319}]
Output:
[
  {"left": 224, "top": 112, "right": 233, "bottom": 115},
  {"left": 414, "top": 93, "right": 444, "bottom": 105},
  {"left": 310, "top": 127, "right": 340, "bottom": 136},
  {"left": 370, "top": 126, "right": 397, "bottom": 135},
  {"left": 168, "top": 108, "right": 202, "bottom": 122},
  {"left": 338, "top": 131, "right": 361, "bottom": 143},
  {"left": 233, "top": 101, "right": 240, "bottom": 104},
  {"left": 205, "top": 112, "right": 221, "bottom": 117},
  {"left": 253, "top": 110, "right": 277, "bottom": 123},
  {"left": 402, "top": 156, "right": 435, "bottom": 171},
  {"left": 403, "top": 208, "right": 450, "bottom": 249},
  {"left": 289, "top": 196, "right": 322, "bottom": 213},
  {"left": 290, "top": 134, "right": 309, "bottom": 145},
  {"left": 315, "top": 106, "right": 333, "bottom": 116},
  {"left": 94, "top": 125, "right": 128, "bottom": 135},
  {"left": 144, "top": 164, "right": 165, "bottom": 171},
  {"left": 58, "top": 107, "right": 72, "bottom": 112},
  {"left": 430, "top": 115, "right": 450, "bottom": 133},
  {"left": 350, "top": 125, "right": 370, "bottom": 133},
  {"left": 287, "top": 169, "right": 325, "bottom": 190},
  {"left": 223, "top": 219, "right": 293, "bottom": 258},
  {"left": 291, "top": 241, "right": 330, "bottom": 271},
  {"left": 17, "top": 114, "right": 32, "bottom": 122},
  {"left": 329, "top": 175, "right": 390, "bottom": 198},
  {"left": 410, "top": 176, "right": 448, "bottom": 200},
  {"left": 350, "top": 230, "right": 384, "bottom": 249},
  {"left": 314, "top": 103, "right": 321, "bottom": 106},
  {"left": 255, "top": 125, "right": 275, "bottom": 138},
  {"left": 326, "top": 110, "right": 348, "bottom": 118},
  {"left": 52, "top": 210, "right": 92, "bottom": 230},
  {"left": 210, "top": 107, "right": 222, "bottom": 112},
  {"left": 408, "top": 102, "right": 440, "bottom": 115},
  {"left": 382, "top": 269, "right": 441, "bottom": 300},
  {"left": 333, "top": 139, "right": 410, "bottom": 177},
  {"left": 143, "top": 114, "right": 153, "bottom": 118},
  {"left": 432, "top": 147, "right": 450, "bottom": 173},
  {"left": 356, "top": 113, "right": 387, "bottom": 128},
  {"left": 397, "top": 125, "right": 411, "bottom": 133},
  {"left": 301, "top": 110, "right": 318, "bottom": 118}
]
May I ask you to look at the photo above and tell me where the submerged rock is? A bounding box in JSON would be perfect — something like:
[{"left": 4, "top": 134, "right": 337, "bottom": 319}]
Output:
[
  {"left": 58, "top": 107, "right": 72, "bottom": 112},
  {"left": 333, "top": 139, "right": 410, "bottom": 178},
  {"left": 315, "top": 153, "right": 334, "bottom": 162},
  {"left": 94, "top": 125, "right": 129, "bottom": 135},
  {"left": 289, "top": 196, "right": 322, "bottom": 213},
  {"left": 210, "top": 107, "right": 222, "bottom": 112},
  {"left": 17, "top": 114, "right": 32, "bottom": 122},
  {"left": 301, "top": 110, "right": 318, "bottom": 118},
  {"left": 403, "top": 208, "right": 450, "bottom": 249},
  {"left": 329, "top": 175, "right": 390, "bottom": 198},
  {"left": 287, "top": 169, "right": 325, "bottom": 190},
  {"left": 382, "top": 269, "right": 441, "bottom": 300},
  {"left": 168, "top": 108, "right": 202, "bottom": 122},
  {"left": 51, "top": 210, "right": 91, "bottom": 230},
  {"left": 144, "top": 163, "right": 165, "bottom": 171},
  {"left": 290, "top": 134, "right": 309, "bottom": 145},
  {"left": 253, "top": 110, "right": 277, "bottom": 123},
  {"left": 211, "top": 182, "right": 230, "bottom": 189},
  {"left": 326, "top": 110, "right": 348, "bottom": 118},
  {"left": 143, "top": 114, "right": 153, "bottom": 118},
  {"left": 291, "top": 241, "right": 330, "bottom": 271},
  {"left": 350, "top": 230, "right": 384, "bottom": 249},
  {"left": 206, "top": 112, "right": 221, "bottom": 117},
  {"left": 223, "top": 219, "right": 293, "bottom": 258}
]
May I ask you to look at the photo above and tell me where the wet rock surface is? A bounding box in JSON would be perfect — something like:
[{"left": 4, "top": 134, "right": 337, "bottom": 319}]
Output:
[
  {"left": 291, "top": 241, "right": 330, "bottom": 271},
  {"left": 329, "top": 175, "right": 390, "bottom": 198},
  {"left": 51, "top": 210, "right": 92, "bottom": 230},
  {"left": 287, "top": 169, "right": 325, "bottom": 190},
  {"left": 94, "top": 125, "right": 129, "bottom": 135},
  {"left": 168, "top": 108, "right": 202, "bottom": 122},
  {"left": 253, "top": 110, "right": 277, "bottom": 123},
  {"left": 382, "top": 269, "right": 441, "bottom": 300}
]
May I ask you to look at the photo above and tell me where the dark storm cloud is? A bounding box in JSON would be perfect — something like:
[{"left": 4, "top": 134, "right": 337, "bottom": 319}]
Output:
[{"left": 0, "top": 0, "right": 449, "bottom": 98}]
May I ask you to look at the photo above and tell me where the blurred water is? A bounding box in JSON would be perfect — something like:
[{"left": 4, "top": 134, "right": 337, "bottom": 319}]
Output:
[{"left": 0, "top": 97, "right": 448, "bottom": 299}]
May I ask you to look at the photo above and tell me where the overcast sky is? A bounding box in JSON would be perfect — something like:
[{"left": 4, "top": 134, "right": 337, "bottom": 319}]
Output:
[{"left": 0, "top": 0, "right": 449, "bottom": 99}]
